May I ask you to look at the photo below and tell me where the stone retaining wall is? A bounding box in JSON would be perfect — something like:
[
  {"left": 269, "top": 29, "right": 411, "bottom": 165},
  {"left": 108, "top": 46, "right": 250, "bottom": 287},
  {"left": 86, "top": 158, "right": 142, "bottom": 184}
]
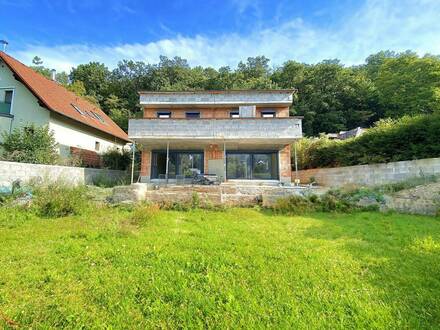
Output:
[
  {"left": 0, "top": 160, "right": 127, "bottom": 185},
  {"left": 111, "top": 183, "right": 325, "bottom": 207},
  {"left": 296, "top": 158, "right": 440, "bottom": 188}
]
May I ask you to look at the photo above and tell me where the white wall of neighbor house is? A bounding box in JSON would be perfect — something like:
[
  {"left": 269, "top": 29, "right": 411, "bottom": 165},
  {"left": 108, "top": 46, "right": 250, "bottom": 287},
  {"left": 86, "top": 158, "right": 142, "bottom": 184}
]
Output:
[
  {"left": 0, "top": 62, "right": 126, "bottom": 154},
  {"left": 0, "top": 61, "right": 50, "bottom": 142},
  {"left": 49, "top": 114, "right": 126, "bottom": 154}
]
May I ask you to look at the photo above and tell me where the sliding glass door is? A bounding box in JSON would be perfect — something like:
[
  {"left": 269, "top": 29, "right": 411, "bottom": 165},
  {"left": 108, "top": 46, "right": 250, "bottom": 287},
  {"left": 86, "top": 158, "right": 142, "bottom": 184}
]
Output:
[
  {"left": 151, "top": 151, "right": 204, "bottom": 179},
  {"left": 226, "top": 152, "right": 278, "bottom": 180}
]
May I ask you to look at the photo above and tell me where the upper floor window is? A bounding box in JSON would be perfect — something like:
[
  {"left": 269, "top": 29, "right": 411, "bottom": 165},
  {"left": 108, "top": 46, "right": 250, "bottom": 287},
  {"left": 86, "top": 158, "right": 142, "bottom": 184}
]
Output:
[
  {"left": 186, "top": 111, "right": 200, "bottom": 119},
  {"left": 230, "top": 111, "right": 239, "bottom": 118},
  {"left": 157, "top": 111, "right": 171, "bottom": 119},
  {"left": 95, "top": 141, "right": 100, "bottom": 152},
  {"left": 4, "top": 90, "right": 13, "bottom": 104},
  {"left": 261, "top": 110, "right": 276, "bottom": 118},
  {"left": 0, "top": 89, "right": 13, "bottom": 115}
]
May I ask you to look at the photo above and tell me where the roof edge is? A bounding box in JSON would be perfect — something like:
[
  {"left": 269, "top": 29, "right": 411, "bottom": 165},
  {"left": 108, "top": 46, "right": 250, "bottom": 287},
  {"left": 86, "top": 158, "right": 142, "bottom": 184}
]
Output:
[{"left": 138, "top": 89, "right": 297, "bottom": 95}]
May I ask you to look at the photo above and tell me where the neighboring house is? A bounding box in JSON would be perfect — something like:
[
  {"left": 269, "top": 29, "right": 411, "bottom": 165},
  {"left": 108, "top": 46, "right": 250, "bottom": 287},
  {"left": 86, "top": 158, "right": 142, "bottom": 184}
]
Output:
[
  {"left": 326, "top": 127, "right": 366, "bottom": 140},
  {"left": 128, "top": 90, "right": 302, "bottom": 184},
  {"left": 0, "top": 51, "right": 130, "bottom": 167}
]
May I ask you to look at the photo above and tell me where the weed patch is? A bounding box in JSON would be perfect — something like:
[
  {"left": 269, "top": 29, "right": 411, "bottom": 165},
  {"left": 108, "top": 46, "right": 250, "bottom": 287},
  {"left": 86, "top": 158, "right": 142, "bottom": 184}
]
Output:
[{"left": 32, "top": 183, "right": 89, "bottom": 218}]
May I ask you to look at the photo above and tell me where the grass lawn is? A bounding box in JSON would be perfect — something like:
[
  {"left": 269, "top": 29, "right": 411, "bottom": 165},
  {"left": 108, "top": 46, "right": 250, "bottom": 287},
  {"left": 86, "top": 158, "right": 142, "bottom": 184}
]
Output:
[{"left": 0, "top": 207, "right": 439, "bottom": 329}]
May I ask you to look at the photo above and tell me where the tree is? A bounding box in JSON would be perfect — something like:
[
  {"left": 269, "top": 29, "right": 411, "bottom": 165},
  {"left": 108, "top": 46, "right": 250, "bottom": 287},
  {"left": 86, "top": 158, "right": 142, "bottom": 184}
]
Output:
[
  {"left": 32, "top": 56, "right": 43, "bottom": 66},
  {"left": 69, "top": 62, "right": 111, "bottom": 103},
  {"left": 66, "top": 81, "right": 99, "bottom": 106},
  {"left": 104, "top": 94, "right": 130, "bottom": 131},
  {"left": 0, "top": 124, "right": 59, "bottom": 164},
  {"left": 274, "top": 60, "right": 378, "bottom": 136},
  {"left": 375, "top": 53, "right": 440, "bottom": 117}
]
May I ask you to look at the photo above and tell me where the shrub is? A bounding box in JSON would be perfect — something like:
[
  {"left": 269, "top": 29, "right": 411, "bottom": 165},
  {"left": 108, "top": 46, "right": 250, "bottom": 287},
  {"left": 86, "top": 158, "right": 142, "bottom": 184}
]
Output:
[
  {"left": 92, "top": 173, "right": 129, "bottom": 188},
  {"left": 0, "top": 124, "right": 59, "bottom": 164},
  {"left": 273, "top": 191, "right": 360, "bottom": 215},
  {"left": 129, "top": 203, "right": 160, "bottom": 226},
  {"left": 273, "top": 195, "right": 315, "bottom": 215},
  {"left": 317, "top": 190, "right": 355, "bottom": 212},
  {"left": 32, "top": 183, "right": 88, "bottom": 218},
  {"left": 294, "top": 113, "right": 440, "bottom": 169},
  {"left": 191, "top": 192, "right": 200, "bottom": 209},
  {"left": 102, "top": 148, "right": 131, "bottom": 170}
]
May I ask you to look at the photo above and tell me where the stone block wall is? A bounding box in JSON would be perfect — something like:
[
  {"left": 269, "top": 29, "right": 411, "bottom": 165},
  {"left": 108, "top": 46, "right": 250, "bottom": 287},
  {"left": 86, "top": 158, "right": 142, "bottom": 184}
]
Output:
[
  {"left": 0, "top": 160, "right": 126, "bottom": 186},
  {"left": 296, "top": 158, "right": 440, "bottom": 187}
]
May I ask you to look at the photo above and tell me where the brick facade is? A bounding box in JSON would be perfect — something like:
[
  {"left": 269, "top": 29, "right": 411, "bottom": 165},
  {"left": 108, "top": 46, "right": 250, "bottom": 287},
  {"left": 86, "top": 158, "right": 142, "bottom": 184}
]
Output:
[
  {"left": 140, "top": 149, "right": 151, "bottom": 178},
  {"left": 204, "top": 144, "right": 223, "bottom": 172},
  {"left": 143, "top": 106, "right": 290, "bottom": 119},
  {"left": 279, "top": 144, "right": 292, "bottom": 183}
]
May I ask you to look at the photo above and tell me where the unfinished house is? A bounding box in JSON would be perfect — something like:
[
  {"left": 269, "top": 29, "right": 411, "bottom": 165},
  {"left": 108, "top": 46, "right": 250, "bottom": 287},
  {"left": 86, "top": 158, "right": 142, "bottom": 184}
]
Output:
[{"left": 128, "top": 90, "right": 302, "bottom": 184}]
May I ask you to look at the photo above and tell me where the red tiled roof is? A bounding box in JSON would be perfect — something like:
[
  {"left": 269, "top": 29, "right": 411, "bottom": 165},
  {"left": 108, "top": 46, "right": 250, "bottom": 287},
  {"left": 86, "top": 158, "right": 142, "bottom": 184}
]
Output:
[{"left": 0, "top": 51, "right": 130, "bottom": 142}]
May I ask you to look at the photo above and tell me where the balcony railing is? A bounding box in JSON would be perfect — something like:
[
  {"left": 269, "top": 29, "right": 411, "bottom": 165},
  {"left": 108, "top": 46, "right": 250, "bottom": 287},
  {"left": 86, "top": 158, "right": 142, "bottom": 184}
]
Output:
[{"left": 128, "top": 118, "right": 302, "bottom": 141}]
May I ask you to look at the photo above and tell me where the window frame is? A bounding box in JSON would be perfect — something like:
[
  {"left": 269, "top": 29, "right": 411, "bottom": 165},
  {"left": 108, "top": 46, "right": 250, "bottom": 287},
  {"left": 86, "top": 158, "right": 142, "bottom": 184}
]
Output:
[
  {"left": 4, "top": 90, "right": 13, "bottom": 104},
  {"left": 261, "top": 110, "right": 276, "bottom": 118},
  {"left": 185, "top": 111, "right": 201, "bottom": 119},
  {"left": 0, "top": 88, "right": 14, "bottom": 116},
  {"left": 230, "top": 110, "right": 240, "bottom": 118},
  {"left": 157, "top": 111, "right": 172, "bottom": 119}
]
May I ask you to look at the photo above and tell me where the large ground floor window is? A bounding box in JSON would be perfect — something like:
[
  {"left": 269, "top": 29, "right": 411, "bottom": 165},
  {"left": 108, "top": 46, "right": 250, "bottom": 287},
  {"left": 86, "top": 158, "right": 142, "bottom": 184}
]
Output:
[
  {"left": 151, "top": 151, "right": 204, "bottom": 179},
  {"left": 226, "top": 152, "right": 278, "bottom": 180}
]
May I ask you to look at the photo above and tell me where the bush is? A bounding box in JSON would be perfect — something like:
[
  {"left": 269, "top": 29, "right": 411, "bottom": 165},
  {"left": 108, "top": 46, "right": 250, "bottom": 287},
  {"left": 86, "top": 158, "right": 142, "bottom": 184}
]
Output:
[
  {"left": 0, "top": 124, "right": 59, "bottom": 164},
  {"left": 32, "top": 183, "right": 88, "bottom": 218},
  {"left": 295, "top": 113, "right": 440, "bottom": 169},
  {"left": 273, "top": 191, "right": 359, "bottom": 215},
  {"left": 129, "top": 203, "right": 160, "bottom": 226},
  {"left": 273, "top": 195, "right": 315, "bottom": 215},
  {"left": 102, "top": 148, "right": 131, "bottom": 170},
  {"left": 92, "top": 173, "right": 129, "bottom": 188}
]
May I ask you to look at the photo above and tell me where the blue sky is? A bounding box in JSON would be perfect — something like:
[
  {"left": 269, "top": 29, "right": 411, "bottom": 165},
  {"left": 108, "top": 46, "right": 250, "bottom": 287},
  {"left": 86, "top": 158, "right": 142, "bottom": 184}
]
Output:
[{"left": 2, "top": 0, "right": 440, "bottom": 72}]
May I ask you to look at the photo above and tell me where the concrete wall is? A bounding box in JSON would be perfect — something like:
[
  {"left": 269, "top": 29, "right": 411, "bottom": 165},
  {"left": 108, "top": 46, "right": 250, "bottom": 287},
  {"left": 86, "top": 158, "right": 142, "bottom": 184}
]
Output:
[
  {"left": 296, "top": 158, "right": 440, "bottom": 187},
  {"left": 129, "top": 118, "right": 302, "bottom": 140},
  {"left": 140, "top": 90, "right": 294, "bottom": 106},
  {"left": 0, "top": 160, "right": 126, "bottom": 186}
]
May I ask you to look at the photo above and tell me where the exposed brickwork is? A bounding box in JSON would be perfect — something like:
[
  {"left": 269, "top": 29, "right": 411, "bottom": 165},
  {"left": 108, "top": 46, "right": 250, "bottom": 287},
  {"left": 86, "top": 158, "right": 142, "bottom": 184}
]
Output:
[
  {"left": 143, "top": 106, "right": 290, "bottom": 119},
  {"left": 204, "top": 144, "right": 224, "bottom": 173},
  {"left": 279, "top": 144, "right": 292, "bottom": 183},
  {"left": 70, "top": 146, "right": 101, "bottom": 168},
  {"left": 140, "top": 149, "right": 151, "bottom": 178}
]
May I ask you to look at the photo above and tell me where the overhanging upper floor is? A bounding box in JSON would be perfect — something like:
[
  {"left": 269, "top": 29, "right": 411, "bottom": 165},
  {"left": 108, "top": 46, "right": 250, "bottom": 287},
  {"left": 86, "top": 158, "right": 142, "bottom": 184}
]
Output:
[{"left": 128, "top": 117, "right": 302, "bottom": 148}]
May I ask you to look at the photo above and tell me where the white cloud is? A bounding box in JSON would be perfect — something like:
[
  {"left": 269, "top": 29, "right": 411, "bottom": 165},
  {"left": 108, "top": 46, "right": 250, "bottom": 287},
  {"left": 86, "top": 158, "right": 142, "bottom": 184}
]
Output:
[{"left": 10, "top": 0, "right": 440, "bottom": 72}]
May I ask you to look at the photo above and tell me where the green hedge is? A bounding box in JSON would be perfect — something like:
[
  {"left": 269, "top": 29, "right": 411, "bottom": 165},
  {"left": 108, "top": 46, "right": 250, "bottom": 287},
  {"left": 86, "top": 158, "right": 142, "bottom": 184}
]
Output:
[{"left": 295, "top": 113, "right": 440, "bottom": 169}]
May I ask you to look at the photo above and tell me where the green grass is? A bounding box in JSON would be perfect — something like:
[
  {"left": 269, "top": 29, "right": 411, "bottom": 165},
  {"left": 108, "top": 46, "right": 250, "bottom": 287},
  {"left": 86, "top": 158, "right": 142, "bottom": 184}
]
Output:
[{"left": 0, "top": 206, "right": 439, "bottom": 329}]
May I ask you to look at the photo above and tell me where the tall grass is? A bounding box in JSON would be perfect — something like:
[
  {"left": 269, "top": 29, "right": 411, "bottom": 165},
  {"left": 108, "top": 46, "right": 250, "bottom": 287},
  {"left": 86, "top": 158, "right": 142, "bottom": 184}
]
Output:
[{"left": 32, "top": 183, "right": 89, "bottom": 218}]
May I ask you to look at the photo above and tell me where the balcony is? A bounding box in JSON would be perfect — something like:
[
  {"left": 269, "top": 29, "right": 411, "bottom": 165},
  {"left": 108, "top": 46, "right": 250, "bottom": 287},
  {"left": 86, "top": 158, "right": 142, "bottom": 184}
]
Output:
[{"left": 128, "top": 118, "right": 302, "bottom": 147}]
